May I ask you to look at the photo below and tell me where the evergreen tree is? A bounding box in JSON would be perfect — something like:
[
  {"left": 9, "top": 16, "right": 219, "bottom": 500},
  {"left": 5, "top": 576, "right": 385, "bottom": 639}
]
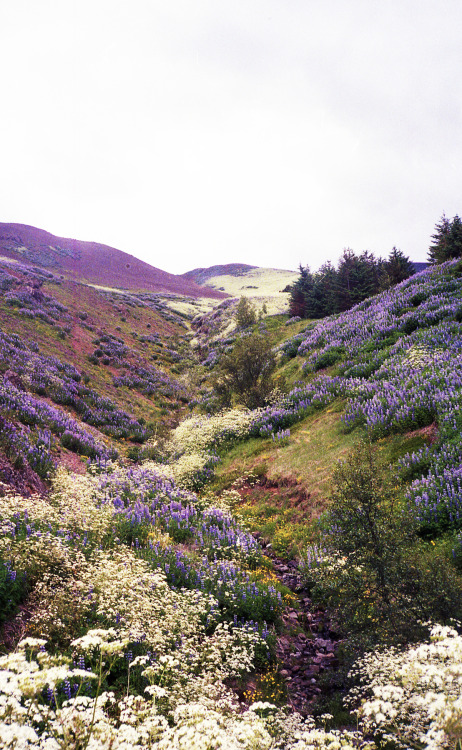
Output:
[
  {"left": 288, "top": 265, "right": 313, "bottom": 317},
  {"left": 357, "top": 250, "right": 381, "bottom": 300},
  {"left": 428, "top": 213, "right": 462, "bottom": 264},
  {"left": 308, "top": 262, "right": 338, "bottom": 318},
  {"left": 290, "top": 245, "right": 414, "bottom": 320},
  {"left": 385, "top": 247, "right": 414, "bottom": 285},
  {"left": 336, "top": 249, "right": 364, "bottom": 311}
]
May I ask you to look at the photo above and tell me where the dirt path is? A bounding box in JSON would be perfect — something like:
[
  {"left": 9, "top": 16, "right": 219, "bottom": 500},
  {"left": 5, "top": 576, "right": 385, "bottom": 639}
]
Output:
[{"left": 262, "top": 544, "right": 341, "bottom": 715}]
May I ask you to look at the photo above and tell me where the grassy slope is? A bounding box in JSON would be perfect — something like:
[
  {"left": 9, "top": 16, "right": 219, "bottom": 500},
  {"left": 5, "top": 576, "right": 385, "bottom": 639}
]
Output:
[
  {"left": 198, "top": 267, "right": 298, "bottom": 315},
  {"left": 209, "top": 401, "right": 433, "bottom": 557},
  {"left": 203, "top": 265, "right": 462, "bottom": 557}
]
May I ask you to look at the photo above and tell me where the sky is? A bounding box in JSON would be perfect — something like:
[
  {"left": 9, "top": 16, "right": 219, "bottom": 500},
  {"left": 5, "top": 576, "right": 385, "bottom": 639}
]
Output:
[{"left": 1, "top": 0, "right": 461, "bottom": 274}]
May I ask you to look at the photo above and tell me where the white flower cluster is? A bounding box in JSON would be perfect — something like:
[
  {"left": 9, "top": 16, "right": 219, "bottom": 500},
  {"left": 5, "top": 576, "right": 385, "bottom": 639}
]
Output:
[
  {"left": 348, "top": 623, "right": 462, "bottom": 749},
  {"left": 0, "top": 636, "right": 372, "bottom": 750},
  {"left": 169, "top": 409, "right": 255, "bottom": 456},
  {"left": 143, "top": 409, "right": 258, "bottom": 490},
  {"left": 404, "top": 344, "right": 443, "bottom": 370}
]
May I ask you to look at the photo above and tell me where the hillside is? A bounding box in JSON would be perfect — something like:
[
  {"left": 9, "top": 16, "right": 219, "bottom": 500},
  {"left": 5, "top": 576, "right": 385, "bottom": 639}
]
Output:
[
  {"left": 0, "top": 247, "right": 206, "bottom": 494},
  {"left": 0, "top": 223, "right": 226, "bottom": 299},
  {"left": 187, "top": 264, "right": 298, "bottom": 301},
  {"left": 1, "top": 252, "right": 462, "bottom": 747},
  {"left": 182, "top": 263, "right": 258, "bottom": 285}
]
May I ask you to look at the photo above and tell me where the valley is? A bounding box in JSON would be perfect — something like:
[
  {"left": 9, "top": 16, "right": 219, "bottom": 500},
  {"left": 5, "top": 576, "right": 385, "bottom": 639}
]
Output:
[{"left": 1, "top": 224, "right": 462, "bottom": 749}]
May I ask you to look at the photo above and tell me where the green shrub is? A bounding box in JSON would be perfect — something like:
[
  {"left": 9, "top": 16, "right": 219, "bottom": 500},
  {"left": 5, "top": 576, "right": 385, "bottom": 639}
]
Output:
[
  {"left": 313, "top": 347, "right": 344, "bottom": 371},
  {"left": 304, "top": 440, "right": 462, "bottom": 651},
  {"left": 0, "top": 560, "right": 27, "bottom": 626},
  {"left": 411, "top": 291, "right": 427, "bottom": 306}
]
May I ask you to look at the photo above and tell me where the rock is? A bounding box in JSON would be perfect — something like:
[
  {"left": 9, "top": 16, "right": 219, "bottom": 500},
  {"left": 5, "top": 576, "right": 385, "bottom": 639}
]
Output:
[{"left": 262, "top": 549, "right": 341, "bottom": 715}]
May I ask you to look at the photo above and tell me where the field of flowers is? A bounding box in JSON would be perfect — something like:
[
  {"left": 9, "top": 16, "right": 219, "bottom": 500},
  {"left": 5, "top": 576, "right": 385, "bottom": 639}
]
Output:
[
  {"left": 2, "top": 257, "right": 462, "bottom": 747},
  {"left": 155, "top": 261, "right": 462, "bottom": 537},
  {"left": 0, "top": 459, "right": 382, "bottom": 748},
  {"left": 250, "top": 260, "right": 462, "bottom": 535},
  {"left": 0, "top": 263, "right": 193, "bottom": 479}
]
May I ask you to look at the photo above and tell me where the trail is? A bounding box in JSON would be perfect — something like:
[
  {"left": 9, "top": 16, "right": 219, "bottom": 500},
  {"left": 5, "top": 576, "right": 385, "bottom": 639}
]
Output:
[{"left": 262, "top": 544, "right": 341, "bottom": 716}]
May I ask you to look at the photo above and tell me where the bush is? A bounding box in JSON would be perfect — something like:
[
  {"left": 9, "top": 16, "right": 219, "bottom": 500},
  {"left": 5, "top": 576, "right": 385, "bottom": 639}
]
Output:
[
  {"left": 313, "top": 347, "right": 344, "bottom": 371},
  {"left": 304, "top": 440, "right": 462, "bottom": 650},
  {"left": 235, "top": 296, "right": 257, "bottom": 328},
  {"left": 211, "top": 332, "right": 277, "bottom": 409}
]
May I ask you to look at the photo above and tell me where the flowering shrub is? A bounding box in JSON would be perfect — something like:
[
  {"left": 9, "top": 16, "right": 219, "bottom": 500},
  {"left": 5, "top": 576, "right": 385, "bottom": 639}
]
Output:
[
  {"left": 0, "top": 469, "right": 358, "bottom": 749},
  {"left": 155, "top": 409, "right": 257, "bottom": 489},
  {"left": 0, "top": 633, "right": 370, "bottom": 749},
  {"left": 347, "top": 624, "right": 462, "bottom": 750},
  {"left": 169, "top": 409, "right": 256, "bottom": 456}
]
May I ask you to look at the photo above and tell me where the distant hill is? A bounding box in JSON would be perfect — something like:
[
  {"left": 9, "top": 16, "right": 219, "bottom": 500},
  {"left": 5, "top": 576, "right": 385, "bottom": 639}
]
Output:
[
  {"left": 183, "top": 264, "right": 298, "bottom": 306},
  {"left": 412, "top": 262, "right": 430, "bottom": 274},
  {"left": 182, "top": 264, "right": 258, "bottom": 285},
  {"left": 0, "top": 223, "right": 226, "bottom": 299}
]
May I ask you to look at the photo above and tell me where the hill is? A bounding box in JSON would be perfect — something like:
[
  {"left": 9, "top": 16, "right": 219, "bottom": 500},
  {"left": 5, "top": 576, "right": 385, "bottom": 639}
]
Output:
[
  {"left": 182, "top": 263, "right": 258, "bottom": 285},
  {"left": 0, "top": 222, "right": 226, "bottom": 299},
  {"left": 2, "top": 244, "right": 462, "bottom": 747}
]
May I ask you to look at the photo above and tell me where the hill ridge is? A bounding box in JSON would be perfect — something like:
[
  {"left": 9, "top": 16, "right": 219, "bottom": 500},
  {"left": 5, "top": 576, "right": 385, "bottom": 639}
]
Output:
[{"left": 0, "top": 222, "right": 226, "bottom": 299}]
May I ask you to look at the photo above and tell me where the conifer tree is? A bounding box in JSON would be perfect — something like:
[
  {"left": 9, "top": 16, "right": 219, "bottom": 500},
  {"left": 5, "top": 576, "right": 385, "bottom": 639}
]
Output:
[
  {"left": 288, "top": 265, "right": 313, "bottom": 317},
  {"left": 385, "top": 247, "right": 414, "bottom": 285},
  {"left": 428, "top": 213, "right": 462, "bottom": 264}
]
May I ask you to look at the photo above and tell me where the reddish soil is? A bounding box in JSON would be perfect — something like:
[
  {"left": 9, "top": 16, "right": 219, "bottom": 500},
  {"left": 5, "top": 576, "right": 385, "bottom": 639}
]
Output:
[
  {"left": 0, "top": 451, "right": 48, "bottom": 497},
  {"left": 407, "top": 422, "right": 438, "bottom": 444},
  {"left": 0, "top": 223, "right": 227, "bottom": 299},
  {"left": 238, "top": 475, "right": 317, "bottom": 522}
]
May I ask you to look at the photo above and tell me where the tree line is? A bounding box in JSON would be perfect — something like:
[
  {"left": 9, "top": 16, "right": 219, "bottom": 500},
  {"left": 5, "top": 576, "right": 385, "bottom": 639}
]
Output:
[
  {"left": 290, "top": 212, "right": 462, "bottom": 320},
  {"left": 289, "top": 246, "right": 414, "bottom": 319},
  {"left": 428, "top": 212, "right": 462, "bottom": 264}
]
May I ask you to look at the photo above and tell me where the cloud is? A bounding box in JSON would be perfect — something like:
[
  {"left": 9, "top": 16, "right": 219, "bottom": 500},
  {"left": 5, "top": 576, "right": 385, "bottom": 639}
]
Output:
[{"left": 0, "top": 0, "right": 461, "bottom": 273}]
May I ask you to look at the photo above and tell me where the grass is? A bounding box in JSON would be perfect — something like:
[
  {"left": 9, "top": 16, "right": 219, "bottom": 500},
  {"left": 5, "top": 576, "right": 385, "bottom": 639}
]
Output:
[
  {"left": 203, "top": 267, "right": 298, "bottom": 298},
  {"left": 161, "top": 296, "right": 217, "bottom": 319},
  {"left": 207, "top": 400, "right": 438, "bottom": 558}
]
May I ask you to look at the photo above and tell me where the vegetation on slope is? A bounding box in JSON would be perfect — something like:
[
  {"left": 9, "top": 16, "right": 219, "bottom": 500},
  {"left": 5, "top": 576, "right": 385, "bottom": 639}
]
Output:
[
  {"left": 2, "top": 244, "right": 462, "bottom": 747},
  {"left": 288, "top": 246, "right": 415, "bottom": 319}
]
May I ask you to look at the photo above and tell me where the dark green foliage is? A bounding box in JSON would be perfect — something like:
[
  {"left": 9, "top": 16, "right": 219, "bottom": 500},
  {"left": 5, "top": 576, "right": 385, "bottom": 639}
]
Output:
[
  {"left": 336, "top": 249, "right": 379, "bottom": 312},
  {"left": 235, "top": 296, "right": 257, "bottom": 328},
  {"left": 410, "top": 291, "right": 427, "bottom": 306},
  {"left": 448, "top": 259, "right": 462, "bottom": 277},
  {"left": 428, "top": 213, "right": 462, "bottom": 264},
  {"left": 311, "top": 441, "right": 462, "bottom": 650},
  {"left": 385, "top": 247, "right": 415, "bottom": 285},
  {"left": 211, "top": 332, "right": 277, "bottom": 409},
  {"left": 402, "top": 316, "right": 419, "bottom": 334},
  {"left": 0, "top": 561, "right": 27, "bottom": 626},
  {"left": 313, "top": 346, "right": 345, "bottom": 371},
  {"left": 289, "top": 247, "right": 414, "bottom": 320}
]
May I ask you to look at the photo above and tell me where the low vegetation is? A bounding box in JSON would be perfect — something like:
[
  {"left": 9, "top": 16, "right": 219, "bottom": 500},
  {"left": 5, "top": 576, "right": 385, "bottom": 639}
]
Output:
[{"left": 1, "top": 225, "right": 462, "bottom": 748}]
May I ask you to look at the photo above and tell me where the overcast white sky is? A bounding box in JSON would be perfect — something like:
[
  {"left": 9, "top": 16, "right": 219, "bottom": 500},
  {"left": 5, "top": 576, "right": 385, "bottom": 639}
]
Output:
[{"left": 1, "top": 0, "right": 461, "bottom": 274}]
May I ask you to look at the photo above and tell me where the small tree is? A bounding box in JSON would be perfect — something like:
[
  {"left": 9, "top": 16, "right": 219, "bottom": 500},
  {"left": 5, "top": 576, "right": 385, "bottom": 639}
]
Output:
[
  {"left": 428, "top": 213, "right": 462, "bottom": 264},
  {"left": 212, "top": 332, "right": 276, "bottom": 409},
  {"left": 385, "top": 246, "right": 414, "bottom": 285},
  {"left": 309, "top": 440, "right": 462, "bottom": 650},
  {"left": 235, "top": 296, "right": 257, "bottom": 328}
]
